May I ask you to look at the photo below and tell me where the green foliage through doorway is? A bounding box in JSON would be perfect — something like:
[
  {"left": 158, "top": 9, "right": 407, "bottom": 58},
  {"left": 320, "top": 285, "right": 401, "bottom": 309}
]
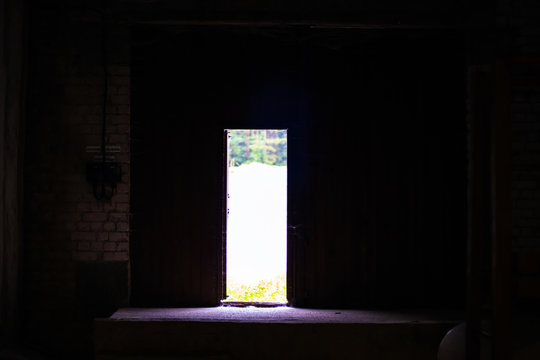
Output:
[{"left": 228, "top": 129, "right": 287, "bottom": 167}]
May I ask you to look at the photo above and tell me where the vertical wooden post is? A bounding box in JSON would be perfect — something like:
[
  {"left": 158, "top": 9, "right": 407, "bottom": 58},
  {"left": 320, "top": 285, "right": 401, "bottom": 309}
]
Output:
[
  {"left": 467, "top": 62, "right": 493, "bottom": 360},
  {"left": 491, "top": 57, "right": 511, "bottom": 360},
  {"left": 221, "top": 130, "right": 229, "bottom": 300},
  {"left": 491, "top": 0, "right": 512, "bottom": 355},
  {"left": 467, "top": 32, "right": 512, "bottom": 360}
]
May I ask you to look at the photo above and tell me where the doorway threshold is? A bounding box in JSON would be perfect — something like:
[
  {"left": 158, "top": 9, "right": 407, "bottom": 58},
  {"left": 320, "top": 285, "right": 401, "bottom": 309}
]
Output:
[
  {"left": 105, "top": 307, "right": 462, "bottom": 324},
  {"left": 221, "top": 300, "right": 288, "bottom": 308}
]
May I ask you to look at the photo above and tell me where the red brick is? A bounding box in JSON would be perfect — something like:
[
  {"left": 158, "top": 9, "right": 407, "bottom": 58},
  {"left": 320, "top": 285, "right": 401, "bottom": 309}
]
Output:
[
  {"left": 103, "top": 242, "right": 116, "bottom": 251},
  {"left": 72, "top": 251, "right": 97, "bottom": 262},
  {"left": 78, "top": 242, "right": 90, "bottom": 251},
  {"left": 108, "top": 67, "right": 129, "bottom": 77},
  {"left": 115, "top": 203, "right": 129, "bottom": 212},
  {"left": 109, "top": 232, "right": 128, "bottom": 242},
  {"left": 82, "top": 212, "right": 107, "bottom": 222},
  {"left": 117, "top": 105, "right": 130, "bottom": 114},
  {"left": 80, "top": 124, "right": 100, "bottom": 134},
  {"left": 103, "top": 252, "right": 128, "bottom": 261},
  {"left": 103, "top": 222, "right": 116, "bottom": 231},
  {"left": 76, "top": 222, "right": 91, "bottom": 231},
  {"left": 109, "top": 76, "right": 130, "bottom": 86},
  {"left": 109, "top": 213, "right": 127, "bottom": 222},
  {"left": 115, "top": 153, "right": 129, "bottom": 163},
  {"left": 113, "top": 194, "right": 129, "bottom": 203},
  {"left": 117, "top": 86, "right": 129, "bottom": 95},
  {"left": 115, "top": 124, "right": 130, "bottom": 134},
  {"left": 108, "top": 134, "right": 129, "bottom": 144},
  {"left": 115, "top": 183, "right": 129, "bottom": 194},
  {"left": 72, "top": 232, "right": 96, "bottom": 241},
  {"left": 90, "top": 222, "right": 103, "bottom": 231},
  {"left": 90, "top": 201, "right": 116, "bottom": 212},
  {"left": 110, "top": 115, "right": 129, "bottom": 124},
  {"left": 116, "top": 222, "right": 129, "bottom": 232},
  {"left": 111, "top": 95, "right": 129, "bottom": 104},
  {"left": 91, "top": 242, "right": 103, "bottom": 251}
]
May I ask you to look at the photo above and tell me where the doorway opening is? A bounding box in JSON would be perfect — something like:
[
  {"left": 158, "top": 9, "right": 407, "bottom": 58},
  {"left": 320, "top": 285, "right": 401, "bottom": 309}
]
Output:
[{"left": 224, "top": 129, "right": 287, "bottom": 304}]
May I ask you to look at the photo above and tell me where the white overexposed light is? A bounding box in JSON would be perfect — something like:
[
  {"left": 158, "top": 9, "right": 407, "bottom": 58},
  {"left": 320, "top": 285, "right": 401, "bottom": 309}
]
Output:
[{"left": 226, "top": 129, "right": 287, "bottom": 302}]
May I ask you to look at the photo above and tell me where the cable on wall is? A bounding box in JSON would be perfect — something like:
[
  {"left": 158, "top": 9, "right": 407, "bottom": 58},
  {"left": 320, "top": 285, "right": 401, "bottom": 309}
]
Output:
[{"left": 86, "top": 1, "right": 121, "bottom": 200}]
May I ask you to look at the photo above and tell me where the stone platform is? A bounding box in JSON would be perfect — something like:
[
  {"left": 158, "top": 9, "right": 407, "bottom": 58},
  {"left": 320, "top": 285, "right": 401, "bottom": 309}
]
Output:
[{"left": 94, "top": 307, "right": 461, "bottom": 360}]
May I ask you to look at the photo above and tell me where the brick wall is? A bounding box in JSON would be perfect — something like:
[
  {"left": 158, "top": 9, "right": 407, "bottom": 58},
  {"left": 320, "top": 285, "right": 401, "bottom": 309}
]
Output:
[{"left": 24, "top": 6, "right": 130, "bottom": 358}]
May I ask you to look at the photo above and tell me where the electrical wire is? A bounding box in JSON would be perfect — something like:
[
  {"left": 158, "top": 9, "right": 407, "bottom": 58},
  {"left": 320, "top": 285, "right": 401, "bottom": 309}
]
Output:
[{"left": 93, "top": 0, "right": 112, "bottom": 201}]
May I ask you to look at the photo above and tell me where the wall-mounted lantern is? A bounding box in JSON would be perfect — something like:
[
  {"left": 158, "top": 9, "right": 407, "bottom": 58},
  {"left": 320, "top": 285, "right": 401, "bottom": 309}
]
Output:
[{"left": 86, "top": 162, "right": 121, "bottom": 200}]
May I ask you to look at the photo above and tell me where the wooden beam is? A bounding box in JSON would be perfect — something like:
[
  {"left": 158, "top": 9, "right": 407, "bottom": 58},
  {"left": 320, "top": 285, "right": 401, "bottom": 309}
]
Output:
[{"left": 491, "top": 57, "right": 512, "bottom": 360}]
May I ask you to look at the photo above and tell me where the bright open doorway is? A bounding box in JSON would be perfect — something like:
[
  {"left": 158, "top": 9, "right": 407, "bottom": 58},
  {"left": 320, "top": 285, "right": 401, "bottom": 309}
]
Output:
[{"left": 224, "top": 129, "right": 287, "bottom": 303}]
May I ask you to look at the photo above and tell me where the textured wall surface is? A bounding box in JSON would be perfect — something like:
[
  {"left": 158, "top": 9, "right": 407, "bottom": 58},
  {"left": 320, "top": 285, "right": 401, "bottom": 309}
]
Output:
[
  {"left": 509, "top": 2, "right": 540, "bottom": 305},
  {"left": 0, "top": 0, "right": 26, "bottom": 346},
  {"left": 7, "top": 0, "right": 540, "bottom": 359},
  {"left": 23, "top": 5, "right": 131, "bottom": 357}
]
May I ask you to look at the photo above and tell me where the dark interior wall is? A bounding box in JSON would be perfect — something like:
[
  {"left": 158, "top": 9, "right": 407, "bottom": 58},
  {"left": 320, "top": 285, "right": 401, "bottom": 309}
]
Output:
[
  {"left": 131, "top": 28, "right": 467, "bottom": 308},
  {"left": 117, "top": 0, "right": 466, "bottom": 23},
  {"left": 510, "top": 3, "right": 540, "bottom": 306},
  {"left": 6, "top": 0, "right": 539, "bottom": 358},
  {"left": 0, "top": 0, "right": 26, "bottom": 346},
  {"left": 131, "top": 33, "right": 226, "bottom": 305},
  {"left": 23, "top": 2, "right": 131, "bottom": 357},
  {"left": 294, "top": 33, "right": 467, "bottom": 308}
]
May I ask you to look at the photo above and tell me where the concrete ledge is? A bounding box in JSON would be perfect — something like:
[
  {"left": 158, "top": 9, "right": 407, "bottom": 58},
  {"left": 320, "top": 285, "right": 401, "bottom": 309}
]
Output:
[
  {"left": 107, "top": 306, "right": 461, "bottom": 324},
  {"left": 94, "top": 307, "right": 461, "bottom": 360}
]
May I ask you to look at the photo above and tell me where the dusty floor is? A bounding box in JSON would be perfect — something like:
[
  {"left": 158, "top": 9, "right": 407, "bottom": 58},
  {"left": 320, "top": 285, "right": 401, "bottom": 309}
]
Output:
[{"left": 109, "top": 307, "right": 462, "bottom": 324}]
